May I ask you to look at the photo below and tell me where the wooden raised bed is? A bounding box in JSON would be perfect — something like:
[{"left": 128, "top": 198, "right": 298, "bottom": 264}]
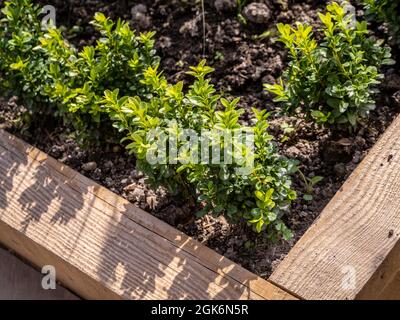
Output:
[
  {"left": 270, "top": 114, "right": 400, "bottom": 300},
  {"left": 1, "top": 113, "right": 400, "bottom": 300}
]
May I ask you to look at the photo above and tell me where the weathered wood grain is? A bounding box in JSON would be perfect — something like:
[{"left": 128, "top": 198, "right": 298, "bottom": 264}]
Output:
[
  {"left": 0, "top": 129, "right": 294, "bottom": 300},
  {"left": 0, "top": 247, "right": 79, "bottom": 300},
  {"left": 270, "top": 115, "right": 400, "bottom": 300}
]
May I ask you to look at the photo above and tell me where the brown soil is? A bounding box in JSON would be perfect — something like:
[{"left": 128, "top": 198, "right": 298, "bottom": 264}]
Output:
[{"left": 1, "top": 0, "right": 400, "bottom": 278}]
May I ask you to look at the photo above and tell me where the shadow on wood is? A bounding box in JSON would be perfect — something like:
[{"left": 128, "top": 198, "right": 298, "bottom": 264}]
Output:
[{"left": 0, "top": 130, "right": 294, "bottom": 300}]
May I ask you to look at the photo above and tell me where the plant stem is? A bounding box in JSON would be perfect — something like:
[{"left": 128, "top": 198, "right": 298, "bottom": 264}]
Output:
[
  {"left": 201, "top": 0, "right": 206, "bottom": 57},
  {"left": 297, "top": 168, "right": 311, "bottom": 194}
]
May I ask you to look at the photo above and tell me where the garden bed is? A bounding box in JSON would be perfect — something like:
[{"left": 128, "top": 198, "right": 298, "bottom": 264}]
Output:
[
  {"left": 1, "top": 0, "right": 399, "bottom": 279},
  {"left": 2, "top": 115, "right": 400, "bottom": 299}
]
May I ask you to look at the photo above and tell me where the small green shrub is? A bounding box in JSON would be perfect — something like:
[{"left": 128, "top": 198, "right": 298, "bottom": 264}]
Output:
[
  {"left": 40, "top": 13, "right": 159, "bottom": 141},
  {"left": 362, "top": 0, "right": 400, "bottom": 46},
  {"left": 0, "top": 0, "right": 159, "bottom": 142},
  {"left": 265, "top": 2, "right": 394, "bottom": 128},
  {"left": 0, "top": 0, "right": 50, "bottom": 110},
  {"left": 103, "top": 61, "right": 298, "bottom": 240}
]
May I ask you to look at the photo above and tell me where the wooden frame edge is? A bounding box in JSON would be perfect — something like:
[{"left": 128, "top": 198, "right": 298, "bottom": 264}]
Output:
[
  {"left": 270, "top": 115, "right": 400, "bottom": 300},
  {"left": 0, "top": 129, "right": 295, "bottom": 300}
]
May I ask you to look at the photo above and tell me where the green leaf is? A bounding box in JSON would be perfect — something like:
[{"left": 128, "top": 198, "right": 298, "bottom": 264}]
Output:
[
  {"left": 303, "top": 194, "right": 313, "bottom": 201},
  {"left": 264, "top": 188, "right": 274, "bottom": 201},
  {"left": 256, "top": 219, "right": 264, "bottom": 233},
  {"left": 268, "top": 212, "right": 277, "bottom": 222},
  {"left": 94, "top": 12, "right": 107, "bottom": 23},
  {"left": 220, "top": 98, "right": 230, "bottom": 109},
  {"left": 281, "top": 224, "right": 293, "bottom": 241},
  {"left": 288, "top": 190, "right": 297, "bottom": 200},
  {"left": 255, "top": 191, "right": 265, "bottom": 202},
  {"left": 310, "top": 176, "right": 324, "bottom": 186},
  {"left": 195, "top": 208, "right": 209, "bottom": 218},
  {"left": 197, "top": 194, "right": 209, "bottom": 202}
]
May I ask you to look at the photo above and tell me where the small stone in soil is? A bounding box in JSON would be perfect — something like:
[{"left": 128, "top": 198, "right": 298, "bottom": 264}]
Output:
[
  {"left": 131, "top": 170, "right": 144, "bottom": 179},
  {"left": 214, "top": 0, "right": 237, "bottom": 12},
  {"left": 243, "top": 3, "right": 271, "bottom": 24},
  {"left": 393, "top": 91, "right": 400, "bottom": 105},
  {"left": 146, "top": 195, "right": 158, "bottom": 210},
  {"left": 130, "top": 188, "right": 146, "bottom": 201},
  {"left": 105, "top": 177, "right": 114, "bottom": 187},
  {"left": 131, "top": 4, "right": 151, "bottom": 29},
  {"left": 82, "top": 162, "right": 97, "bottom": 172},
  {"left": 285, "top": 146, "right": 302, "bottom": 158},
  {"left": 352, "top": 151, "right": 362, "bottom": 164},
  {"left": 333, "top": 163, "right": 347, "bottom": 177},
  {"left": 158, "top": 36, "right": 172, "bottom": 49},
  {"left": 354, "top": 136, "right": 366, "bottom": 148},
  {"left": 112, "top": 145, "right": 121, "bottom": 153},
  {"left": 104, "top": 160, "right": 113, "bottom": 170},
  {"left": 179, "top": 17, "right": 201, "bottom": 37},
  {"left": 336, "top": 138, "right": 352, "bottom": 146},
  {"left": 49, "top": 145, "right": 64, "bottom": 158},
  {"left": 124, "top": 183, "right": 137, "bottom": 192}
]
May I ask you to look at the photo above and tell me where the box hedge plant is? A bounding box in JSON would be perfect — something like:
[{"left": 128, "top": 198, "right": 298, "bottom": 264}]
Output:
[{"left": 265, "top": 2, "right": 394, "bottom": 128}]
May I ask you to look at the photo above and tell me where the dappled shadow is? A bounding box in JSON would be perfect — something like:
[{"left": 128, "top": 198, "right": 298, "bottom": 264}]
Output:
[
  {"left": 0, "top": 131, "right": 87, "bottom": 234},
  {"left": 17, "top": 165, "right": 84, "bottom": 232},
  {"left": 0, "top": 142, "right": 28, "bottom": 211},
  {"left": 0, "top": 131, "right": 269, "bottom": 300},
  {"left": 95, "top": 199, "right": 261, "bottom": 300}
]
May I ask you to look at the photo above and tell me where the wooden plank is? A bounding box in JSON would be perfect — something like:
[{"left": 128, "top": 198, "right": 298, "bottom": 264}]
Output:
[
  {"left": 0, "top": 130, "right": 295, "bottom": 300},
  {"left": 270, "top": 115, "right": 400, "bottom": 300},
  {"left": 356, "top": 240, "right": 400, "bottom": 300},
  {"left": 0, "top": 247, "right": 79, "bottom": 300}
]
